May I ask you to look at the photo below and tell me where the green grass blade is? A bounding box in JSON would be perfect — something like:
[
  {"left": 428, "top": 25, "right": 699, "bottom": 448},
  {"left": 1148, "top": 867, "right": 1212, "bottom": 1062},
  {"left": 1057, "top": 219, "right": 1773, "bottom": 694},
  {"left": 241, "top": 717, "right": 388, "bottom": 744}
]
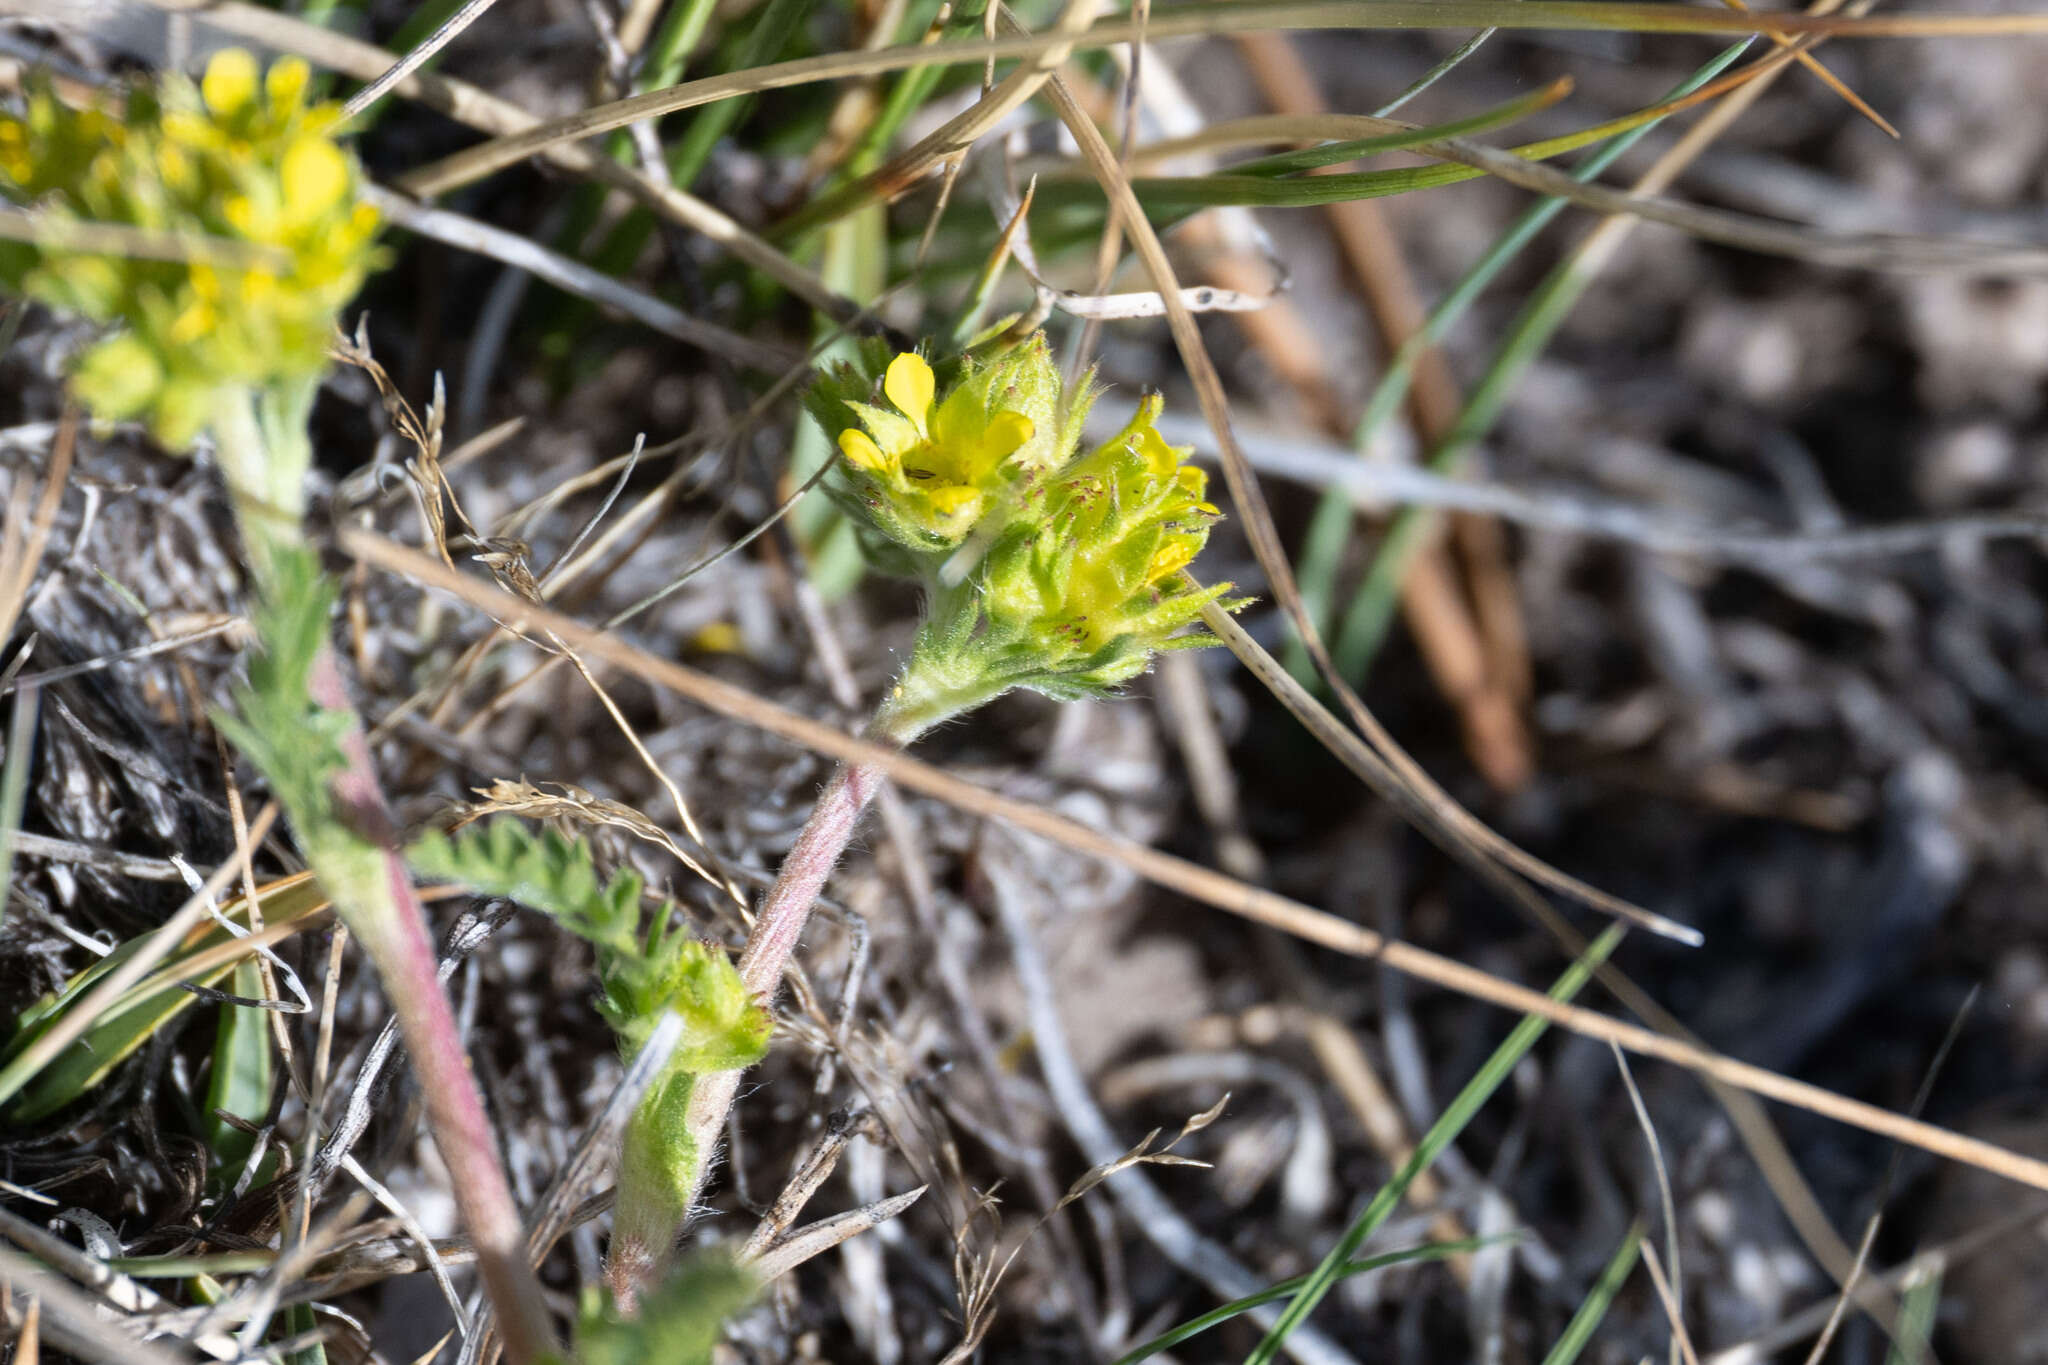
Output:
[
  {"left": 667, "top": 0, "right": 818, "bottom": 193},
  {"left": 282, "top": 1300, "right": 328, "bottom": 1365},
  {"left": 540, "top": 0, "right": 817, "bottom": 354},
  {"left": 1220, "top": 80, "right": 1572, "bottom": 179},
  {"left": 204, "top": 959, "right": 274, "bottom": 1176},
  {"left": 1114, "top": 1238, "right": 1499, "bottom": 1365},
  {"left": 1883, "top": 1264, "right": 1942, "bottom": 1365},
  {"left": 644, "top": 0, "right": 725, "bottom": 90},
  {"left": 105, "top": 1253, "right": 279, "bottom": 1277},
  {"left": 0, "top": 683, "right": 36, "bottom": 927},
  {"left": 1539, "top": 1223, "right": 1644, "bottom": 1365},
  {"left": 1286, "top": 37, "right": 1752, "bottom": 683},
  {"left": 1244, "top": 923, "right": 1626, "bottom": 1364},
  {"left": 0, "top": 876, "right": 327, "bottom": 1118}
]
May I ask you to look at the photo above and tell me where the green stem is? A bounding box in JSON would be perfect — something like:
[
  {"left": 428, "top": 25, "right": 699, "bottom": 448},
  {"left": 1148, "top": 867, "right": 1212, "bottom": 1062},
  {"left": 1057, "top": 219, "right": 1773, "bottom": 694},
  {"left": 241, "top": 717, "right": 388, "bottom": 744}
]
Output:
[{"left": 211, "top": 386, "right": 313, "bottom": 593}]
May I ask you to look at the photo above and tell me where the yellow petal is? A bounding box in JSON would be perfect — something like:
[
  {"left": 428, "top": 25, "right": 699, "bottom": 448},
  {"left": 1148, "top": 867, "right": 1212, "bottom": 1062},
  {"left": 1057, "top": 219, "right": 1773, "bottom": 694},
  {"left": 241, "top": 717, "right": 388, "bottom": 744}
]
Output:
[
  {"left": 1137, "top": 425, "right": 1179, "bottom": 482},
  {"left": 201, "top": 49, "right": 260, "bottom": 118},
  {"left": 883, "top": 352, "right": 935, "bottom": 429},
  {"left": 838, "top": 428, "right": 891, "bottom": 473},
  {"left": 924, "top": 485, "right": 982, "bottom": 517},
  {"left": 1147, "top": 536, "right": 1197, "bottom": 583},
  {"left": 688, "top": 621, "right": 744, "bottom": 654},
  {"left": 265, "top": 57, "right": 313, "bottom": 112},
  {"left": 282, "top": 135, "right": 349, "bottom": 219},
  {"left": 977, "top": 410, "right": 1035, "bottom": 465}
]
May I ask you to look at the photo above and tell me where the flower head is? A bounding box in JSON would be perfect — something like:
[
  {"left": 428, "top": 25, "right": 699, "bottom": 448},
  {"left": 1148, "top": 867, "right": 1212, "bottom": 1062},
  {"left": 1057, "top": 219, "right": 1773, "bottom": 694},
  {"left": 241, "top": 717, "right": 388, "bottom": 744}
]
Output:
[
  {"left": 978, "top": 394, "right": 1235, "bottom": 692},
  {"left": 880, "top": 394, "right": 1242, "bottom": 730},
  {"left": 806, "top": 333, "right": 1092, "bottom": 556},
  {"left": 0, "top": 50, "right": 383, "bottom": 447}
]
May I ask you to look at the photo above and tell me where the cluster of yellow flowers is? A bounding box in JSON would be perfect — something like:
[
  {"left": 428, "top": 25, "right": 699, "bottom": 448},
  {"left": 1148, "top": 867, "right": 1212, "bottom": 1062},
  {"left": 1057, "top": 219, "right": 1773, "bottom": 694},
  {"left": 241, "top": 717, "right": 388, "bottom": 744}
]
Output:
[
  {"left": 0, "top": 48, "right": 1230, "bottom": 726},
  {"left": 978, "top": 393, "right": 1233, "bottom": 696},
  {"left": 808, "top": 337, "right": 1237, "bottom": 724},
  {"left": 0, "top": 50, "right": 382, "bottom": 447}
]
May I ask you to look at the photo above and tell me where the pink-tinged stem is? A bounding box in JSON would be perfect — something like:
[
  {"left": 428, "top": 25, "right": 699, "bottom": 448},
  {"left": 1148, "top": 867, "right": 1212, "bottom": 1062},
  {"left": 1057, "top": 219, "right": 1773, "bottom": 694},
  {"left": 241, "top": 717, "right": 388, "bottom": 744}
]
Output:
[
  {"left": 611, "top": 758, "right": 889, "bottom": 1304},
  {"left": 307, "top": 651, "right": 558, "bottom": 1364},
  {"left": 737, "top": 760, "right": 887, "bottom": 998}
]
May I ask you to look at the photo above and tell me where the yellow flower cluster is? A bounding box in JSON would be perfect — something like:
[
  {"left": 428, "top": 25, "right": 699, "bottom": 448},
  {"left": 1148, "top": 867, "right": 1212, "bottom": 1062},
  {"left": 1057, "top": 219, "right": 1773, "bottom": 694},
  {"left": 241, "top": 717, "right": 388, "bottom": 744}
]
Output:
[
  {"left": 808, "top": 336, "right": 1240, "bottom": 725},
  {"left": 837, "top": 351, "right": 1037, "bottom": 539},
  {"left": 809, "top": 333, "right": 1079, "bottom": 556},
  {"left": 976, "top": 394, "right": 1235, "bottom": 698},
  {"left": 0, "top": 50, "right": 382, "bottom": 447}
]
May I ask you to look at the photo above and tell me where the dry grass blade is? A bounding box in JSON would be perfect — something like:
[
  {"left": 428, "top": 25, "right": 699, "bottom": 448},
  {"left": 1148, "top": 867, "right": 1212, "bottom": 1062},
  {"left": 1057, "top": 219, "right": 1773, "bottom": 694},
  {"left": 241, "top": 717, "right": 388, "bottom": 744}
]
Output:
[
  {"left": 116, "top": 0, "right": 855, "bottom": 323},
  {"left": 1640, "top": 1238, "right": 1705, "bottom": 1365},
  {"left": 1714, "top": 0, "right": 1895, "bottom": 135},
  {"left": 0, "top": 1246, "right": 191, "bottom": 1365},
  {"left": 362, "top": 188, "right": 800, "bottom": 371},
  {"left": 747, "top": 1188, "right": 929, "bottom": 1282},
  {"left": 376, "top": 0, "right": 2048, "bottom": 196},
  {"left": 793, "top": 0, "right": 1105, "bottom": 231},
  {"left": 1234, "top": 32, "right": 1533, "bottom": 788},
  {"left": 1013, "top": 7, "right": 1700, "bottom": 959},
  {"left": 1197, "top": 594, "right": 1700, "bottom": 942},
  {"left": 0, "top": 209, "right": 290, "bottom": 271},
  {"left": 0, "top": 410, "right": 74, "bottom": 650},
  {"left": 339, "top": 529, "right": 2048, "bottom": 1200},
  {"left": 340, "top": 0, "right": 504, "bottom": 120}
]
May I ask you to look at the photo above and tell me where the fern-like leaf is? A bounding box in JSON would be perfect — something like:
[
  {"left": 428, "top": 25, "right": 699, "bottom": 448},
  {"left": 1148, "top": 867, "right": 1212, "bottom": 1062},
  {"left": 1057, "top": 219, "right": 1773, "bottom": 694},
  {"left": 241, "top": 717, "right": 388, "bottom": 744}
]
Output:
[{"left": 407, "top": 819, "right": 769, "bottom": 1072}]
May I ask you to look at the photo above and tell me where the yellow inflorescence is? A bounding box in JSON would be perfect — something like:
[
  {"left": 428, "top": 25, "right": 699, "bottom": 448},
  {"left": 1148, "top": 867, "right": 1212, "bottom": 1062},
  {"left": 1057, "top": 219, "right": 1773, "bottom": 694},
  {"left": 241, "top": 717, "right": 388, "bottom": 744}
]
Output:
[
  {"left": 0, "top": 49, "right": 383, "bottom": 447},
  {"left": 811, "top": 337, "right": 1240, "bottom": 715},
  {"left": 836, "top": 351, "right": 1038, "bottom": 542},
  {"left": 977, "top": 392, "right": 1235, "bottom": 693}
]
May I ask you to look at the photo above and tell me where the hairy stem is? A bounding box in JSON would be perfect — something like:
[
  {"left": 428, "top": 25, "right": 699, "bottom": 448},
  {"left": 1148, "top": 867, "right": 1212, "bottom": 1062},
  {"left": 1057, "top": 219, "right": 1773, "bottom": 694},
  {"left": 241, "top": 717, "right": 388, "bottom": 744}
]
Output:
[
  {"left": 303, "top": 651, "right": 559, "bottom": 1364},
  {"left": 613, "top": 737, "right": 905, "bottom": 1306},
  {"left": 216, "top": 392, "right": 557, "bottom": 1362}
]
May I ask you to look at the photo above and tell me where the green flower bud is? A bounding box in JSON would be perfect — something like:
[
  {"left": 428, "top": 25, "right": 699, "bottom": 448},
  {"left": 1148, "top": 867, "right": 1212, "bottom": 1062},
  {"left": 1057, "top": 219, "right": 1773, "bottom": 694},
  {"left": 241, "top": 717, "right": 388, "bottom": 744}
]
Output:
[
  {"left": 600, "top": 937, "right": 772, "bottom": 1075},
  {"left": 0, "top": 49, "right": 384, "bottom": 448}
]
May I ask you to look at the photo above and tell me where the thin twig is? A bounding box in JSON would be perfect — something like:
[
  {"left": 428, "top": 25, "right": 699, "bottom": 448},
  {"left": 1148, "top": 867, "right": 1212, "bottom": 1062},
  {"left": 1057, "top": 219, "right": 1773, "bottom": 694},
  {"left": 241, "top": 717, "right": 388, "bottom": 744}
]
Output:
[
  {"left": 362, "top": 189, "right": 799, "bottom": 372},
  {"left": 341, "top": 0, "right": 505, "bottom": 120}
]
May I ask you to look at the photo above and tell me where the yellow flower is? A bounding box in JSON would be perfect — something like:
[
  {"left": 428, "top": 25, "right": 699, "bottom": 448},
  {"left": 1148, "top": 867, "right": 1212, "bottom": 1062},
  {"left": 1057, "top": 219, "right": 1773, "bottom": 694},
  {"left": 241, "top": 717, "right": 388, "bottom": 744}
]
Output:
[
  {"left": 882, "top": 391, "right": 1240, "bottom": 724},
  {"left": 0, "top": 49, "right": 384, "bottom": 448},
  {"left": 201, "top": 48, "right": 259, "bottom": 118},
  {"left": 805, "top": 334, "right": 1095, "bottom": 561},
  {"left": 836, "top": 351, "right": 1036, "bottom": 537},
  {"left": 999, "top": 397, "right": 1224, "bottom": 659}
]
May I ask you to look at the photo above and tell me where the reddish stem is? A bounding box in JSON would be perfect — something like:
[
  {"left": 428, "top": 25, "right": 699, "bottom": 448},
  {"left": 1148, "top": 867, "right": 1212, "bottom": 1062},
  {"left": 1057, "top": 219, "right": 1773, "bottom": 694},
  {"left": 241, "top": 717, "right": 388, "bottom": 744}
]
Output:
[
  {"left": 610, "top": 758, "right": 889, "bottom": 1305},
  {"left": 737, "top": 760, "right": 887, "bottom": 998},
  {"left": 308, "top": 650, "right": 558, "bottom": 1364}
]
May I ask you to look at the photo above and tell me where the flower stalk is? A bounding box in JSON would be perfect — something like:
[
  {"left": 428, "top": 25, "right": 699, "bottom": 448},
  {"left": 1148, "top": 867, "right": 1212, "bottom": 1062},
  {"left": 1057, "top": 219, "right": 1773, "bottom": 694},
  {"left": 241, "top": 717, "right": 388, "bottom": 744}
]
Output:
[
  {"left": 619, "top": 338, "right": 1245, "bottom": 1302},
  {"left": 0, "top": 53, "right": 556, "bottom": 1362}
]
